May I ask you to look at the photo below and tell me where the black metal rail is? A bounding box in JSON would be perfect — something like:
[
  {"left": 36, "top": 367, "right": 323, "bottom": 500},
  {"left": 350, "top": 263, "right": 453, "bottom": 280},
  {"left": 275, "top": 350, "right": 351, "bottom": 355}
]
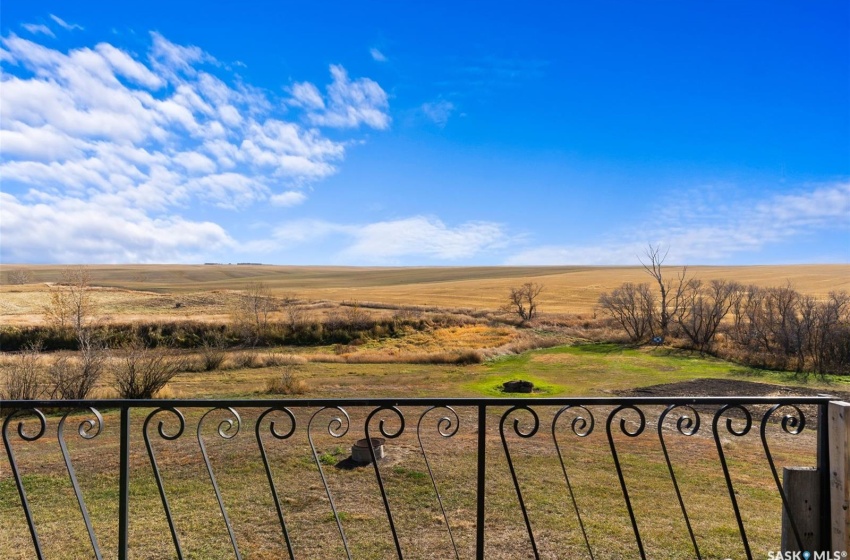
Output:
[{"left": 1, "top": 397, "right": 833, "bottom": 559}]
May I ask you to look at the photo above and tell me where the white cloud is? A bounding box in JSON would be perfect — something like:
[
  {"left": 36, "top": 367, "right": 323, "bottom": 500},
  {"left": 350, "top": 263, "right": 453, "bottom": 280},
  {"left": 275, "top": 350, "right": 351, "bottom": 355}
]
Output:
[
  {"left": 271, "top": 216, "right": 507, "bottom": 263},
  {"left": 49, "top": 14, "right": 83, "bottom": 31},
  {"left": 370, "top": 48, "right": 387, "bottom": 62},
  {"left": 0, "top": 31, "right": 388, "bottom": 263},
  {"left": 506, "top": 182, "right": 850, "bottom": 265},
  {"left": 0, "top": 192, "right": 233, "bottom": 263},
  {"left": 293, "top": 64, "right": 390, "bottom": 129},
  {"left": 271, "top": 191, "right": 307, "bottom": 207},
  {"left": 344, "top": 217, "right": 505, "bottom": 261},
  {"left": 22, "top": 24, "right": 55, "bottom": 38},
  {"left": 422, "top": 100, "right": 455, "bottom": 127},
  {"left": 289, "top": 82, "right": 325, "bottom": 110}
]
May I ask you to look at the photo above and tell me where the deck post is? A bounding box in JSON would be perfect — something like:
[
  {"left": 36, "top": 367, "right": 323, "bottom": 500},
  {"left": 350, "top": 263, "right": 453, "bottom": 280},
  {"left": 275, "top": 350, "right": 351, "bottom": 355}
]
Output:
[
  {"left": 829, "top": 401, "right": 850, "bottom": 554},
  {"left": 781, "top": 467, "right": 820, "bottom": 552}
]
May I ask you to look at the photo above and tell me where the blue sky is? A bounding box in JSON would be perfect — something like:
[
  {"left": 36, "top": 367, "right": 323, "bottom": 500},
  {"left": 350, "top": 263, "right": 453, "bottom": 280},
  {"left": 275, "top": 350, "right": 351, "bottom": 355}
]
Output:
[{"left": 1, "top": 1, "right": 848, "bottom": 265}]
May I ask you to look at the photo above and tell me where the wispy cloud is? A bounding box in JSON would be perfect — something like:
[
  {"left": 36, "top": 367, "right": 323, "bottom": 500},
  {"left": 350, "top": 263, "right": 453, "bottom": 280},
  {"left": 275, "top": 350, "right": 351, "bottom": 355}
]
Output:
[
  {"left": 0, "top": 31, "right": 388, "bottom": 263},
  {"left": 49, "top": 14, "right": 83, "bottom": 31},
  {"left": 506, "top": 182, "right": 850, "bottom": 265},
  {"left": 369, "top": 47, "right": 387, "bottom": 62},
  {"left": 290, "top": 64, "right": 390, "bottom": 129},
  {"left": 271, "top": 216, "right": 508, "bottom": 264},
  {"left": 21, "top": 23, "right": 55, "bottom": 38},
  {"left": 421, "top": 100, "right": 455, "bottom": 127},
  {"left": 270, "top": 191, "right": 307, "bottom": 207}
]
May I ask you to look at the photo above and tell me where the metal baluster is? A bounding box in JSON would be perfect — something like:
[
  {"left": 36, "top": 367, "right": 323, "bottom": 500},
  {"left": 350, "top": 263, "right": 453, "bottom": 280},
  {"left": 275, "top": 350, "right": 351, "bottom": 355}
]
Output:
[
  {"left": 365, "top": 405, "right": 406, "bottom": 559},
  {"left": 58, "top": 407, "right": 104, "bottom": 560},
  {"left": 605, "top": 404, "right": 647, "bottom": 560},
  {"left": 552, "top": 405, "right": 595, "bottom": 559},
  {"left": 3, "top": 408, "right": 47, "bottom": 560},
  {"left": 657, "top": 404, "right": 702, "bottom": 559},
  {"left": 307, "top": 406, "right": 352, "bottom": 560},
  {"left": 197, "top": 407, "right": 242, "bottom": 560},
  {"left": 256, "top": 406, "right": 297, "bottom": 560},
  {"left": 143, "top": 407, "right": 186, "bottom": 559},
  {"left": 712, "top": 404, "right": 753, "bottom": 560},
  {"left": 499, "top": 405, "right": 540, "bottom": 559}
]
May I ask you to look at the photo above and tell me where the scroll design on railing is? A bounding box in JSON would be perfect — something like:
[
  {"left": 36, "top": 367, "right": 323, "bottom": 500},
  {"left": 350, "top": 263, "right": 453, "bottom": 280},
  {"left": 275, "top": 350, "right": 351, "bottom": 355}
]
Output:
[
  {"left": 713, "top": 404, "right": 754, "bottom": 560},
  {"left": 552, "top": 405, "right": 595, "bottom": 559},
  {"left": 3, "top": 408, "right": 48, "bottom": 560},
  {"left": 256, "top": 406, "right": 297, "bottom": 560},
  {"left": 606, "top": 404, "right": 647, "bottom": 560},
  {"left": 760, "top": 404, "right": 806, "bottom": 551},
  {"left": 197, "top": 407, "right": 242, "bottom": 559},
  {"left": 499, "top": 405, "right": 541, "bottom": 559},
  {"left": 365, "top": 405, "right": 407, "bottom": 559},
  {"left": 143, "top": 407, "right": 187, "bottom": 559},
  {"left": 658, "top": 404, "right": 702, "bottom": 559},
  {"left": 417, "top": 405, "right": 461, "bottom": 560},
  {"left": 308, "top": 406, "right": 352, "bottom": 560},
  {"left": 58, "top": 407, "right": 105, "bottom": 560}
]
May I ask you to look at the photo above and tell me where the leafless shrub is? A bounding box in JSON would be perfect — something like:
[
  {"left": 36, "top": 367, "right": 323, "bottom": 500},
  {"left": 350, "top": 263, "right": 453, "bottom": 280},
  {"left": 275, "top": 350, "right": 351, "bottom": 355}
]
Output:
[
  {"left": 2, "top": 342, "right": 45, "bottom": 400},
  {"left": 112, "top": 336, "right": 187, "bottom": 399},
  {"left": 264, "top": 365, "right": 308, "bottom": 395},
  {"left": 48, "top": 330, "right": 107, "bottom": 399},
  {"left": 231, "top": 282, "right": 277, "bottom": 347},
  {"left": 7, "top": 269, "right": 33, "bottom": 285},
  {"left": 232, "top": 351, "right": 263, "bottom": 369},
  {"left": 200, "top": 333, "right": 227, "bottom": 371}
]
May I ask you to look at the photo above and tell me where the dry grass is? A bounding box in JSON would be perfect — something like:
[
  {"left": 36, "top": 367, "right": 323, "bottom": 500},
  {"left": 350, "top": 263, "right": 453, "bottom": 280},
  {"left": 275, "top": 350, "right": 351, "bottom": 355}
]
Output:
[
  {"left": 0, "top": 404, "right": 816, "bottom": 559},
  {"left": 2, "top": 264, "right": 848, "bottom": 325}
]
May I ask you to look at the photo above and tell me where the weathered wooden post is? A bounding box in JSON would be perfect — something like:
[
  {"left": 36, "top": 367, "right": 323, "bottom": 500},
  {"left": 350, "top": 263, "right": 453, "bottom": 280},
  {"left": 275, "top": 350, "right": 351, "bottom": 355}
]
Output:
[
  {"left": 829, "top": 400, "right": 850, "bottom": 554},
  {"left": 781, "top": 467, "right": 820, "bottom": 552}
]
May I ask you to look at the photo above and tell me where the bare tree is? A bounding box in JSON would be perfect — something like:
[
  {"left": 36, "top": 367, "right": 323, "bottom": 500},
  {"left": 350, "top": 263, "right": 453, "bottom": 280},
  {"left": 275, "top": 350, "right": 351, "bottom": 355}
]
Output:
[
  {"left": 675, "top": 279, "right": 742, "bottom": 353},
  {"left": 803, "top": 291, "right": 850, "bottom": 376},
  {"left": 640, "top": 245, "right": 689, "bottom": 338},
  {"left": 231, "top": 282, "right": 277, "bottom": 346},
  {"left": 598, "top": 283, "right": 656, "bottom": 342},
  {"left": 112, "top": 336, "right": 186, "bottom": 399},
  {"left": 47, "top": 329, "right": 107, "bottom": 399},
  {"left": 2, "top": 342, "right": 45, "bottom": 400},
  {"left": 44, "top": 266, "right": 94, "bottom": 333},
  {"left": 281, "top": 293, "right": 306, "bottom": 331},
  {"left": 507, "top": 282, "right": 544, "bottom": 322},
  {"left": 7, "top": 268, "right": 33, "bottom": 285}
]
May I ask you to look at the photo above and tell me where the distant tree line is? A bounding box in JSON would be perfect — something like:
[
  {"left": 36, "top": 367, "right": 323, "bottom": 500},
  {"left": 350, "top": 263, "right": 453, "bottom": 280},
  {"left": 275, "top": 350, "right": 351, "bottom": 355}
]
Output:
[{"left": 598, "top": 246, "right": 850, "bottom": 377}]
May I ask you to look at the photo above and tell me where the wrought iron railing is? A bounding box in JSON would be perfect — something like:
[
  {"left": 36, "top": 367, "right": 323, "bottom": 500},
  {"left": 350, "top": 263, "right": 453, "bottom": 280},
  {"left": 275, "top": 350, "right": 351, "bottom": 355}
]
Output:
[{"left": 0, "top": 397, "right": 833, "bottom": 559}]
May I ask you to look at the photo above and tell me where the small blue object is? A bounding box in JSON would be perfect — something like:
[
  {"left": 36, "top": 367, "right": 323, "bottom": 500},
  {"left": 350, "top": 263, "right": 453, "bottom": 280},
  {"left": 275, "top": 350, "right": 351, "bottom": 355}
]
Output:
[
  {"left": 803, "top": 552, "right": 811, "bottom": 560},
  {"left": 651, "top": 336, "right": 663, "bottom": 345}
]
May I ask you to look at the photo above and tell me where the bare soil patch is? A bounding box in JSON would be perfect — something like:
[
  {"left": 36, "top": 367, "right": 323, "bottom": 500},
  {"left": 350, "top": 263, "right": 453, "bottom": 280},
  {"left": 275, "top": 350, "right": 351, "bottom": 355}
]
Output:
[
  {"left": 618, "top": 377, "right": 850, "bottom": 400},
  {"left": 619, "top": 378, "right": 850, "bottom": 430}
]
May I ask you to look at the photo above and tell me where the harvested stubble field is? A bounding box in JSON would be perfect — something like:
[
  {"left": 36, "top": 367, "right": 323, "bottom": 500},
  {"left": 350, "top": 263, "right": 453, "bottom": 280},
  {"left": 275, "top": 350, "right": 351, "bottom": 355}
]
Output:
[
  {"left": 2, "top": 263, "right": 848, "bottom": 325},
  {"left": 1, "top": 264, "right": 849, "bottom": 558}
]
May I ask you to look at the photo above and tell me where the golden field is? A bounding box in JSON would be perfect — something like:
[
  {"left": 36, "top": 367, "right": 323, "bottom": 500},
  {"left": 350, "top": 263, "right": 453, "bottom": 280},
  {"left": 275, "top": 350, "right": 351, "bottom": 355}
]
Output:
[{"left": 2, "top": 263, "right": 848, "bottom": 326}]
